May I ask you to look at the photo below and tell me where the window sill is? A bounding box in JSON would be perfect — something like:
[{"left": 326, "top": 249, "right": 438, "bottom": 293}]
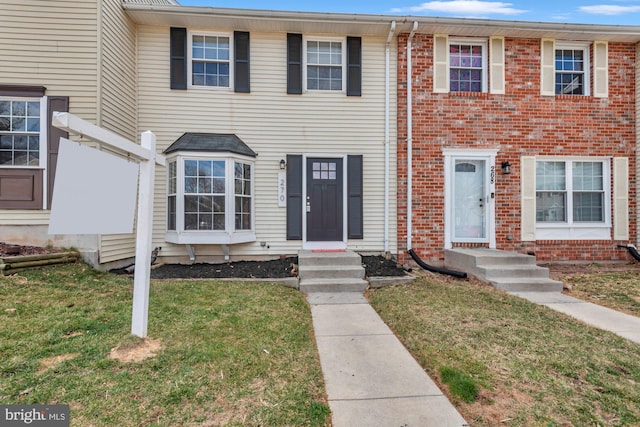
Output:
[
  {"left": 536, "top": 225, "right": 610, "bottom": 240},
  {"left": 165, "top": 231, "right": 256, "bottom": 245},
  {"left": 448, "top": 91, "right": 490, "bottom": 98}
]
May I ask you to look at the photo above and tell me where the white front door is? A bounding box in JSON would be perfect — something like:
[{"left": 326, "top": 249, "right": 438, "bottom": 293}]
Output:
[
  {"left": 444, "top": 149, "right": 497, "bottom": 249},
  {"left": 453, "top": 159, "right": 487, "bottom": 240}
]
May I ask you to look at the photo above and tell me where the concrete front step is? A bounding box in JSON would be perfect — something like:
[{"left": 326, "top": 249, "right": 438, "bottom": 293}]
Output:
[
  {"left": 299, "top": 278, "right": 369, "bottom": 293},
  {"left": 298, "top": 250, "right": 369, "bottom": 293},
  {"left": 445, "top": 248, "right": 562, "bottom": 293},
  {"left": 489, "top": 278, "right": 564, "bottom": 292},
  {"left": 477, "top": 264, "right": 550, "bottom": 280},
  {"left": 298, "top": 250, "right": 362, "bottom": 267},
  {"left": 299, "top": 265, "right": 365, "bottom": 280}
]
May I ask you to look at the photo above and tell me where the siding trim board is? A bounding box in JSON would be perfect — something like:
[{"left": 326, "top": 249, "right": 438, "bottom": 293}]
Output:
[{"left": 0, "top": 84, "right": 46, "bottom": 97}]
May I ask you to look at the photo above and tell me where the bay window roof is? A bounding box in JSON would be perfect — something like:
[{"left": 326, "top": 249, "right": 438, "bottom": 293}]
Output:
[{"left": 164, "top": 133, "right": 257, "bottom": 157}]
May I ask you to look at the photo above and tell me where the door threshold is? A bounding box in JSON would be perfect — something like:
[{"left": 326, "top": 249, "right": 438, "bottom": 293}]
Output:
[{"left": 303, "top": 241, "right": 347, "bottom": 251}]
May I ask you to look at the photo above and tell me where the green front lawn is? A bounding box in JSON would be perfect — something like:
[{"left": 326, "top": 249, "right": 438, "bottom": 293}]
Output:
[
  {"left": 369, "top": 274, "right": 640, "bottom": 426},
  {"left": 0, "top": 264, "right": 329, "bottom": 426}
]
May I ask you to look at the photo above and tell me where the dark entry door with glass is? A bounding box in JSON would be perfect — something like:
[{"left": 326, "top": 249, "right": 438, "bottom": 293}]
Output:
[{"left": 306, "top": 158, "right": 343, "bottom": 241}]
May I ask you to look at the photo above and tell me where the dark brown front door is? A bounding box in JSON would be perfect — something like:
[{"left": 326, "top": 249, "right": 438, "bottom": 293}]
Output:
[{"left": 306, "top": 158, "right": 343, "bottom": 241}]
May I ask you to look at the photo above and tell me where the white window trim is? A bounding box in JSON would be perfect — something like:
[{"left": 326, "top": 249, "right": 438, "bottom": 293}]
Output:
[
  {"left": 0, "top": 96, "right": 47, "bottom": 170},
  {"left": 165, "top": 152, "right": 256, "bottom": 245},
  {"left": 535, "top": 157, "right": 610, "bottom": 240},
  {"left": 302, "top": 36, "right": 347, "bottom": 94},
  {"left": 554, "top": 41, "right": 591, "bottom": 96},
  {"left": 187, "top": 31, "right": 234, "bottom": 90},
  {"left": 447, "top": 37, "right": 488, "bottom": 93}
]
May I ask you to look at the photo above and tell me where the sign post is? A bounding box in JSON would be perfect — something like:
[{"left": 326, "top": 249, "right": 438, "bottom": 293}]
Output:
[{"left": 51, "top": 112, "right": 164, "bottom": 338}]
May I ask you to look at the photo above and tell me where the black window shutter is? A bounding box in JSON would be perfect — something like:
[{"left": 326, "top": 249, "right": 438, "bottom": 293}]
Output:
[
  {"left": 287, "top": 33, "right": 303, "bottom": 95},
  {"left": 347, "top": 155, "right": 363, "bottom": 239},
  {"left": 234, "top": 31, "right": 250, "bottom": 93},
  {"left": 170, "top": 27, "right": 187, "bottom": 90},
  {"left": 346, "top": 37, "right": 362, "bottom": 96},
  {"left": 286, "top": 154, "right": 303, "bottom": 240},
  {"left": 47, "top": 96, "right": 69, "bottom": 209}
]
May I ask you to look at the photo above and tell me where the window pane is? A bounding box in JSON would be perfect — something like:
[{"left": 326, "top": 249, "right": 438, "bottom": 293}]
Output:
[
  {"left": 573, "top": 192, "right": 604, "bottom": 222},
  {"left": 536, "top": 192, "right": 567, "bottom": 222},
  {"left": 198, "top": 195, "right": 213, "bottom": 213},
  {"left": 573, "top": 162, "right": 603, "bottom": 191},
  {"left": 536, "top": 161, "right": 566, "bottom": 191},
  {"left": 167, "top": 196, "right": 176, "bottom": 230},
  {"left": 0, "top": 117, "right": 9, "bottom": 131},
  {"left": 185, "top": 160, "right": 197, "bottom": 176},
  {"left": 0, "top": 101, "right": 9, "bottom": 116},
  {"left": 12, "top": 102, "right": 25, "bottom": 116},
  {"left": 184, "top": 177, "right": 197, "bottom": 193},
  {"left": 185, "top": 213, "right": 198, "bottom": 230},
  {"left": 198, "top": 177, "right": 212, "bottom": 193},
  {"left": 213, "top": 214, "right": 225, "bottom": 230},
  {"left": 185, "top": 195, "right": 198, "bottom": 212}
]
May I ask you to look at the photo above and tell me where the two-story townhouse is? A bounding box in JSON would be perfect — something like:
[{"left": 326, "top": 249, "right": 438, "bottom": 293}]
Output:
[
  {"left": 123, "top": 4, "right": 399, "bottom": 263},
  {"left": 1, "top": 1, "right": 399, "bottom": 267},
  {"left": 396, "top": 19, "right": 640, "bottom": 264}
]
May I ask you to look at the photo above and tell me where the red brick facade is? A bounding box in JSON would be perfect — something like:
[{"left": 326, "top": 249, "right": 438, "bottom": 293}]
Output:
[{"left": 397, "top": 34, "right": 637, "bottom": 263}]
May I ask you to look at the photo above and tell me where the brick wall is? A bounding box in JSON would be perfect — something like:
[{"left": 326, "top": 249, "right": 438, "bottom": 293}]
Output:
[{"left": 397, "top": 34, "right": 637, "bottom": 263}]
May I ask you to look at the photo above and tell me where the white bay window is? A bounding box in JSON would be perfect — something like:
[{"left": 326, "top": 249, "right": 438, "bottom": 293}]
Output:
[{"left": 164, "top": 133, "right": 256, "bottom": 245}]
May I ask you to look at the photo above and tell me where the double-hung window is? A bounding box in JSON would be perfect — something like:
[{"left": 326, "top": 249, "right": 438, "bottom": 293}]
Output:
[
  {"left": 189, "top": 33, "right": 231, "bottom": 88},
  {"left": 305, "top": 38, "right": 345, "bottom": 91},
  {"left": 535, "top": 159, "right": 610, "bottom": 239},
  {"left": 0, "top": 98, "right": 43, "bottom": 167},
  {"left": 166, "top": 156, "right": 255, "bottom": 244},
  {"left": 555, "top": 42, "right": 589, "bottom": 95},
  {"left": 449, "top": 39, "right": 487, "bottom": 93},
  {"left": 433, "top": 35, "right": 502, "bottom": 94}
]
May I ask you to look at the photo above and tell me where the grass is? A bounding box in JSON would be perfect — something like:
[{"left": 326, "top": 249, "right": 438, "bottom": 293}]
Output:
[
  {"left": 368, "top": 274, "right": 640, "bottom": 427},
  {"left": 0, "top": 263, "right": 329, "bottom": 426},
  {"left": 561, "top": 271, "right": 640, "bottom": 318}
]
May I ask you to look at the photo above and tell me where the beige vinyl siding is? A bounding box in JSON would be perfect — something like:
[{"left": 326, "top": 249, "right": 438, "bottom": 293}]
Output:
[
  {"left": 97, "top": 0, "right": 139, "bottom": 263},
  {"left": 137, "top": 26, "right": 398, "bottom": 259},
  {"left": 0, "top": 0, "right": 98, "bottom": 225}
]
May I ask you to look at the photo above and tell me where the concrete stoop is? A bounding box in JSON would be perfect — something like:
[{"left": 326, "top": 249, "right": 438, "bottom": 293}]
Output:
[
  {"left": 298, "top": 250, "right": 369, "bottom": 293},
  {"left": 445, "top": 248, "right": 563, "bottom": 292}
]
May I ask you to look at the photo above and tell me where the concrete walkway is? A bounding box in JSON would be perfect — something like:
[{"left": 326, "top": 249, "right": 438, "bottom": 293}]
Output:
[
  {"left": 510, "top": 291, "right": 640, "bottom": 344},
  {"left": 306, "top": 292, "right": 468, "bottom": 427}
]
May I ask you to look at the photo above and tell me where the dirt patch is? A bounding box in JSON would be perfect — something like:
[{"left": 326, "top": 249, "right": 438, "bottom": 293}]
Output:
[
  {"left": 109, "top": 338, "right": 163, "bottom": 363},
  {"left": 0, "top": 242, "right": 59, "bottom": 257},
  {"left": 38, "top": 353, "right": 78, "bottom": 374},
  {"left": 543, "top": 261, "right": 640, "bottom": 278}
]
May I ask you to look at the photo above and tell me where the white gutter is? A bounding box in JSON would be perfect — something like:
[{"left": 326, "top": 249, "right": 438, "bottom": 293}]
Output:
[
  {"left": 384, "top": 20, "right": 396, "bottom": 253},
  {"left": 406, "top": 21, "right": 418, "bottom": 251}
]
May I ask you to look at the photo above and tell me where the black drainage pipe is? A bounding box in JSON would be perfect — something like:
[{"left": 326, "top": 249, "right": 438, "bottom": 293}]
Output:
[
  {"left": 618, "top": 244, "right": 640, "bottom": 262},
  {"left": 408, "top": 249, "right": 468, "bottom": 279}
]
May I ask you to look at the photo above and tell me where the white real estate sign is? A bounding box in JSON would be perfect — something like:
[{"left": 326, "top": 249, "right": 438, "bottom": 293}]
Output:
[{"left": 49, "top": 138, "right": 139, "bottom": 235}]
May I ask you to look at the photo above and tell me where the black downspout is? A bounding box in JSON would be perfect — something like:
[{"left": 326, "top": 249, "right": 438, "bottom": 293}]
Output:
[
  {"left": 619, "top": 244, "right": 640, "bottom": 262},
  {"left": 408, "top": 249, "right": 467, "bottom": 279}
]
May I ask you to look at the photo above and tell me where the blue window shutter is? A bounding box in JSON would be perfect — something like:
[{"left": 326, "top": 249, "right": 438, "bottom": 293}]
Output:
[
  {"left": 287, "top": 33, "right": 303, "bottom": 95},
  {"left": 286, "top": 155, "right": 303, "bottom": 239},
  {"left": 234, "top": 31, "right": 250, "bottom": 93},
  {"left": 346, "top": 37, "right": 362, "bottom": 96},
  {"left": 170, "top": 27, "right": 187, "bottom": 90},
  {"left": 348, "top": 155, "right": 363, "bottom": 239}
]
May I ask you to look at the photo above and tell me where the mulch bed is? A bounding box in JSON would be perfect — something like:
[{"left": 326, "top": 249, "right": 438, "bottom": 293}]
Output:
[{"left": 146, "top": 254, "right": 407, "bottom": 279}]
